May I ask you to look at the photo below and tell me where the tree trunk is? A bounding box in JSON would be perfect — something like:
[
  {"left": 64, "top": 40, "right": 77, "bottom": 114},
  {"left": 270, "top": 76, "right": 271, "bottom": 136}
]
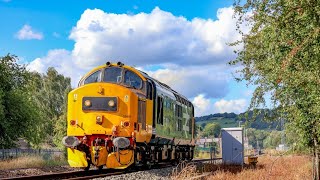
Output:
[{"left": 313, "top": 138, "right": 319, "bottom": 180}]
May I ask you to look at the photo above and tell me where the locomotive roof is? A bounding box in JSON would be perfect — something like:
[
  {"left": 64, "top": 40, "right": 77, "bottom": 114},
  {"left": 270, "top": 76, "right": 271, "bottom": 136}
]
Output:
[{"left": 80, "top": 62, "right": 192, "bottom": 107}]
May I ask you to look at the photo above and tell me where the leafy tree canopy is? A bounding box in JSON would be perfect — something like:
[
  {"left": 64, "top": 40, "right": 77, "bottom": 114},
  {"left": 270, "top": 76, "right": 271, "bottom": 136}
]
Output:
[
  {"left": 202, "top": 122, "right": 221, "bottom": 138},
  {"left": 232, "top": 0, "right": 320, "bottom": 150},
  {"left": 231, "top": 0, "right": 319, "bottom": 177},
  {"left": 0, "top": 54, "right": 45, "bottom": 148},
  {"left": 0, "top": 54, "right": 72, "bottom": 148},
  {"left": 27, "top": 67, "right": 72, "bottom": 146}
]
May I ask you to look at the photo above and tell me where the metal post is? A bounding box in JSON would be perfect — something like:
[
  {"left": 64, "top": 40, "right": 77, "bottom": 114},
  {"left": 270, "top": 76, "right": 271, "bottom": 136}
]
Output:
[{"left": 210, "top": 147, "right": 213, "bottom": 164}]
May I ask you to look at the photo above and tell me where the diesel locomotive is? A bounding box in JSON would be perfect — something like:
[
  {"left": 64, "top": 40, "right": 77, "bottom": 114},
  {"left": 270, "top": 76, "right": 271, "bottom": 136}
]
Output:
[{"left": 62, "top": 62, "right": 195, "bottom": 170}]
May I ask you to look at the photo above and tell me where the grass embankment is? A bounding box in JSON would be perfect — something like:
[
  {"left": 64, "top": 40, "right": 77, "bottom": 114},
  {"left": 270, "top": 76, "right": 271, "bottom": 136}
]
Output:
[
  {"left": 0, "top": 155, "right": 67, "bottom": 170},
  {"left": 173, "top": 155, "right": 312, "bottom": 180}
]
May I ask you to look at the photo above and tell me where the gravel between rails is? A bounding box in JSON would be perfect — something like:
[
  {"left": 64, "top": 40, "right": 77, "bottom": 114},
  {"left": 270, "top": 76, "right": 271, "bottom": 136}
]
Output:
[{"left": 94, "top": 167, "right": 173, "bottom": 180}]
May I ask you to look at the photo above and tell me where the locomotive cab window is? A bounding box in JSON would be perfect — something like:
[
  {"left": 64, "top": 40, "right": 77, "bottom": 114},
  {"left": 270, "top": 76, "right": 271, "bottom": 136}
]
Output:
[
  {"left": 124, "top": 70, "right": 142, "bottom": 89},
  {"left": 104, "top": 67, "right": 122, "bottom": 83},
  {"left": 84, "top": 70, "right": 102, "bottom": 85}
]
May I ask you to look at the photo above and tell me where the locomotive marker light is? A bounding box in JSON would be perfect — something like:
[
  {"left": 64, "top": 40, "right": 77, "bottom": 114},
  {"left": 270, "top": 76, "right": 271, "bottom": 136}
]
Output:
[
  {"left": 106, "top": 61, "right": 111, "bottom": 66},
  {"left": 70, "top": 120, "right": 77, "bottom": 126},
  {"left": 73, "top": 94, "right": 78, "bottom": 101},
  {"left": 121, "top": 121, "right": 130, "bottom": 128},
  {"left": 96, "top": 115, "right": 103, "bottom": 125},
  {"left": 123, "top": 121, "right": 130, "bottom": 127}
]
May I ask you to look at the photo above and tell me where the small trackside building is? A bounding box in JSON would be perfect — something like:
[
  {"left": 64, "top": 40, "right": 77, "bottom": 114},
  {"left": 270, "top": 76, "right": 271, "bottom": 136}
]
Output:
[{"left": 221, "top": 127, "right": 244, "bottom": 165}]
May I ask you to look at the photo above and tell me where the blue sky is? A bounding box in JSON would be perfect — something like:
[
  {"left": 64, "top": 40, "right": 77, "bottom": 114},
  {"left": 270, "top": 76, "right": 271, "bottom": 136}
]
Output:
[
  {"left": 0, "top": 0, "right": 234, "bottom": 60},
  {"left": 0, "top": 0, "right": 254, "bottom": 116}
]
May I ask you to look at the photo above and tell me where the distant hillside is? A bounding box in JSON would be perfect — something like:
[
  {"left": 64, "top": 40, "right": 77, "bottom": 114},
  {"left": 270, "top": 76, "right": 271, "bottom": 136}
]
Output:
[{"left": 195, "top": 110, "right": 281, "bottom": 130}]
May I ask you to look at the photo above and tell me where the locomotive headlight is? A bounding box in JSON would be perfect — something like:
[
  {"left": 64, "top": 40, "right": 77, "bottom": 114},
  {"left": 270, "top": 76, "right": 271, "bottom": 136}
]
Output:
[
  {"left": 84, "top": 100, "right": 91, "bottom": 107},
  {"left": 108, "top": 100, "right": 115, "bottom": 107}
]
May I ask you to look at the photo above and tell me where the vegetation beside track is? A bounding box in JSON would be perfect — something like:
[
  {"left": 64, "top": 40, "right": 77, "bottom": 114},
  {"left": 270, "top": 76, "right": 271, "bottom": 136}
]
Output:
[
  {"left": 172, "top": 155, "right": 312, "bottom": 180},
  {"left": 0, "top": 155, "right": 67, "bottom": 170}
]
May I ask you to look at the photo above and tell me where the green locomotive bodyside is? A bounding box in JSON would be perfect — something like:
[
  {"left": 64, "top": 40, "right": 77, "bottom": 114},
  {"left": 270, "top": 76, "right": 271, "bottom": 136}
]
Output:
[{"left": 156, "top": 98, "right": 193, "bottom": 140}]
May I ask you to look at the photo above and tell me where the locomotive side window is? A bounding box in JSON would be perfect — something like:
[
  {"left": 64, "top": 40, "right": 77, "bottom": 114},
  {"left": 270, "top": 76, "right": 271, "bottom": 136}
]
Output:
[
  {"left": 157, "top": 96, "right": 164, "bottom": 125},
  {"left": 124, "top": 70, "right": 142, "bottom": 89},
  {"left": 104, "top": 67, "right": 122, "bottom": 83},
  {"left": 84, "top": 70, "right": 101, "bottom": 85},
  {"left": 147, "top": 81, "right": 153, "bottom": 100},
  {"left": 176, "top": 104, "right": 183, "bottom": 131}
]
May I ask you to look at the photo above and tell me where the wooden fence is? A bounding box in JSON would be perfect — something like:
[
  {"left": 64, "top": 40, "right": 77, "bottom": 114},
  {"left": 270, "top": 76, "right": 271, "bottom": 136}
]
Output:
[{"left": 0, "top": 148, "right": 64, "bottom": 160}]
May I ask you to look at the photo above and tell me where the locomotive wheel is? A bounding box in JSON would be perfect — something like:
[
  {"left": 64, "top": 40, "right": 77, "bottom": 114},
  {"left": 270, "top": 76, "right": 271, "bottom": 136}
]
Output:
[
  {"left": 145, "top": 161, "right": 152, "bottom": 170},
  {"left": 171, "top": 159, "right": 178, "bottom": 165},
  {"left": 84, "top": 163, "right": 90, "bottom": 171},
  {"left": 97, "top": 165, "right": 103, "bottom": 171}
]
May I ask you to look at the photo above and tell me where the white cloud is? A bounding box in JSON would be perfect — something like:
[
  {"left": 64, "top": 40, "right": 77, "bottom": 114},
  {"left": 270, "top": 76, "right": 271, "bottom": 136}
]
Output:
[
  {"left": 27, "top": 7, "right": 251, "bottom": 110},
  {"left": 144, "top": 64, "right": 231, "bottom": 98},
  {"left": 214, "top": 99, "right": 247, "bottom": 114},
  {"left": 27, "top": 49, "right": 85, "bottom": 86},
  {"left": 68, "top": 7, "right": 244, "bottom": 69},
  {"left": 192, "top": 95, "right": 248, "bottom": 116},
  {"left": 15, "top": 25, "right": 43, "bottom": 40},
  {"left": 192, "top": 94, "right": 214, "bottom": 117}
]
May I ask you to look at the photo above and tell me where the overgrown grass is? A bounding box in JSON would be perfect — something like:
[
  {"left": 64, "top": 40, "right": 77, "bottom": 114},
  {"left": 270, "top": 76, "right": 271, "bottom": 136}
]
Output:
[
  {"left": 172, "top": 155, "right": 312, "bottom": 180},
  {"left": 0, "top": 155, "right": 67, "bottom": 170},
  {"left": 195, "top": 151, "right": 211, "bottom": 159}
]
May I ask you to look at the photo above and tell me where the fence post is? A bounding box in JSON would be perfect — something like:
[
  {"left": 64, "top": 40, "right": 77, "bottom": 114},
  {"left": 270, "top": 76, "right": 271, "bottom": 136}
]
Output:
[{"left": 15, "top": 148, "right": 18, "bottom": 158}]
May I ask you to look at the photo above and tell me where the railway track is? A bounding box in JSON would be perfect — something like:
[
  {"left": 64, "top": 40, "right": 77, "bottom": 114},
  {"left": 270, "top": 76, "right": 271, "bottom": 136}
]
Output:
[{"left": 2, "top": 158, "right": 221, "bottom": 180}]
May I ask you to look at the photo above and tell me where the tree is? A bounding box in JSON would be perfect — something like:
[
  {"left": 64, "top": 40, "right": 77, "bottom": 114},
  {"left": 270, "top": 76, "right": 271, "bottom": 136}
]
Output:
[
  {"left": 263, "top": 131, "right": 281, "bottom": 149},
  {"left": 231, "top": 0, "right": 320, "bottom": 178},
  {"left": 201, "top": 122, "right": 206, "bottom": 129},
  {"left": 202, "top": 123, "right": 221, "bottom": 137},
  {"left": 0, "top": 54, "right": 45, "bottom": 148},
  {"left": 27, "top": 68, "right": 72, "bottom": 146}
]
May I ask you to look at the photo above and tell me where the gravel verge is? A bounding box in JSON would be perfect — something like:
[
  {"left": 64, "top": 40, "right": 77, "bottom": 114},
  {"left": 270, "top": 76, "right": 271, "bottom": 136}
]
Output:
[
  {"left": 0, "top": 166, "right": 79, "bottom": 178},
  {"left": 94, "top": 167, "right": 173, "bottom": 180}
]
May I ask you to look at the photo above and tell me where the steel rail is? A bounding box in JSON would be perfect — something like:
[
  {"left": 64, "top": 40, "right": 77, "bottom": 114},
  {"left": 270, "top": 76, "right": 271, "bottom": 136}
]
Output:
[{"left": 2, "top": 158, "right": 222, "bottom": 180}]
